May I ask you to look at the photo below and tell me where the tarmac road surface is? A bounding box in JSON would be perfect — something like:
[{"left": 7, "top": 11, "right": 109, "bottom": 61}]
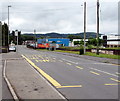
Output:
[{"left": 18, "top": 45, "right": 119, "bottom": 100}]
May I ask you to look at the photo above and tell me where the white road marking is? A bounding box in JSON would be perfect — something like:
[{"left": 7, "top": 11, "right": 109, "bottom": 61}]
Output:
[
  {"left": 62, "top": 58, "right": 78, "bottom": 64},
  {"left": 90, "top": 68, "right": 118, "bottom": 77}
]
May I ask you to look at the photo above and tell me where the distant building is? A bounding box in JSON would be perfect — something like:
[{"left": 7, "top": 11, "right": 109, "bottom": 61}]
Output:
[
  {"left": 71, "top": 39, "right": 88, "bottom": 47},
  {"left": 37, "top": 38, "right": 70, "bottom": 48},
  {"left": 101, "top": 34, "right": 120, "bottom": 47}
]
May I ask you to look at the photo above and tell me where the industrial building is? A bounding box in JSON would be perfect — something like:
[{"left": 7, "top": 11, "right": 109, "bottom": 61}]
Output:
[
  {"left": 102, "top": 34, "right": 120, "bottom": 48},
  {"left": 37, "top": 38, "right": 70, "bottom": 48}
]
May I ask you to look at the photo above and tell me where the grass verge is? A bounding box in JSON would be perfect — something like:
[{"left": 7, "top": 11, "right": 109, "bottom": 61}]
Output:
[
  {"left": 37, "top": 49, "right": 119, "bottom": 59},
  {"left": 55, "top": 50, "right": 119, "bottom": 59},
  {"left": 85, "top": 52, "right": 119, "bottom": 59}
]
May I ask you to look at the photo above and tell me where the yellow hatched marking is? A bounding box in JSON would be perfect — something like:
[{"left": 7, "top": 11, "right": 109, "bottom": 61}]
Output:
[
  {"left": 45, "top": 60, "right": 49, "bottom": 62},
  {"left": 110, "top": 78, "right": 120, "bottom": 82},
  {"left": 43, "top": 60, "right": 46, "bottom": 62},
  {"left": 66, "top": 63, "right": 72, "bottom": 65},
  {"left": 35, "top": 60, "right": 39, "bottom": 62},
  {"left": 56, "top": 85, "right": 82, "bottom": 88},
  {"left": 22, "top": 55, "right": 61, "bottom": 87},
  {"left": 104, "top": 84, "right": 118, "bottom": 86},
  {"left": 39, "top": 60, "right": 43, "bottom": 62},
  {"left": 90, "top": 71, "right": 100, "bottom": 75},
  {"left": 76, "top": 66, "right": 83, "bottom": 69}
]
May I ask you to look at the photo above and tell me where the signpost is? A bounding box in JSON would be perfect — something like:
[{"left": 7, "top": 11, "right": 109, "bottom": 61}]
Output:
[{"left": 15, "top": 30, "right": 18, "bottom": 52}]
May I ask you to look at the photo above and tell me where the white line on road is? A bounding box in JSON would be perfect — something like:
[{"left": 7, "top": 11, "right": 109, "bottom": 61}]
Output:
[
  {"left": 90, "top": 68, "right": 118, "bottom": 77},
  {"left": 62, "top": 58, "right": 78, "bottom": 64}
]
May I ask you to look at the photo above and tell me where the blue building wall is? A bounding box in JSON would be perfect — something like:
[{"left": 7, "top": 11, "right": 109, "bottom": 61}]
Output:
[{"left": 37, "top": 38, "right": 70, "bottom": 46}]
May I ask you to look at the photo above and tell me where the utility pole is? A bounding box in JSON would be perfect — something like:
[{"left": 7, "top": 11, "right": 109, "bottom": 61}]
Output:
[
  {"left": 84, "top": 2, "right": 86, "bottom": 54},
  {"left": 8, "top": 5, "right": 11, "bottom": 46},
  {"left": 96, "top": 0, "right": 99, "bottom": 55},
  {"left": 34, "top": 29, "right": 36, "bottom": 49}
]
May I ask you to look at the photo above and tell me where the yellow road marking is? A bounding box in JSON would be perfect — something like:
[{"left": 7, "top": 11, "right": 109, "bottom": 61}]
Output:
[
  {"left": 45, "top": 60, "right": 49, "bottom": 62},
  {"left": 76, "top": 66, "right": 83, "bottom": 69},
  {"left": 39, "top": 60, "right": 43, "bottom": 62},
  {"left": 43, "top": 60, "right": 46, "bottom": 62},
  {"left": 66, "top": 63, "right": 72, "bottom": 65},
  {"left": 90, "top": 71, "right": 100, "bottom": 75},
  {"left": 104, "top": 84, "right": 118, "bottom": 86},
  {"left": 112, "top": 64, "right": 120, "bottom": 66},
  {"left": 22, "top": 55, "right": 61, "bottom": 87},
  {"left": 35, "top": 60, "right": 39, "bottom": 62},
  {"left": 110, "top": 78, "right": 120, "bottom": 82},
  {"left": 56, "top": 85, "right": 82, "bottom": 88}
]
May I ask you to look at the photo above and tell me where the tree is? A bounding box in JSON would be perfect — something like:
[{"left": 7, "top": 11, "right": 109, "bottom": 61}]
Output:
[
  {"left": 21, "top": 35, "right": 35, "bottom": 41},
  {"left": 87, "top": 38, "right": 103, "bottom": 46},
  {"left": 80, "top": 39, "right": 84, "bottom": 45},
  {"left": 67, "top": 35, "right": 81, "bottom": 41},
  {"left": 39, "top": 36, "right": 45, "bottom": 39},
  {"left": 74, "top": 41, "right": 80, "bottom": 45},
  {"left": 2, "top": 23, "right": 8, "bottom": 46},
  {"left": 67, "top": 35, "right": 75, "bottom": 41}
]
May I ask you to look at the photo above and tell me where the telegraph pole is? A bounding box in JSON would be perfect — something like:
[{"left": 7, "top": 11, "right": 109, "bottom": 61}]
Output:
[
  {"left": 96, "top": 0, "right": 99, "bottom": 55},
  {"left": 84, "top": 2, "right": 86, "bottom": 54}
]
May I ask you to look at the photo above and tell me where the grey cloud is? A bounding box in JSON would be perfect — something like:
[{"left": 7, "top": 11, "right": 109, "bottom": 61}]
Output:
[{"left": 1, "top": 1, "right": 118, "bottom": 34}]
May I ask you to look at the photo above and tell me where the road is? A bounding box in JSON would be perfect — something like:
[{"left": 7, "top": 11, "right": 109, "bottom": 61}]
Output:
[{"left": 18, "top": 45, "right": 119, "bottom": 100}]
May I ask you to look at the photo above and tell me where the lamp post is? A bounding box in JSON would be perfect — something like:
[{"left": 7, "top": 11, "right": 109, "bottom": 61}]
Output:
[
  {"left": 80, "top": 2, "right": 86, "bottom": 55},
  {"left": 8, "top": 5, "right": 11, "bottom": 46},
  {"left": 83, "top": 2, "right": 86, "bottom": 54}
]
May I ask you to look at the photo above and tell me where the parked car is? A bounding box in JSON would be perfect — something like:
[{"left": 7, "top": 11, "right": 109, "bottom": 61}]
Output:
[{"left": 9, "top": 46, "right": 16, "bottom": 52}]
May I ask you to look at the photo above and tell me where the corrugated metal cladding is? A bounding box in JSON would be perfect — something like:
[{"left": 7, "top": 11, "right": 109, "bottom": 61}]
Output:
[{"left": 37, "top": 38, "right": 70, "bottom": 46}]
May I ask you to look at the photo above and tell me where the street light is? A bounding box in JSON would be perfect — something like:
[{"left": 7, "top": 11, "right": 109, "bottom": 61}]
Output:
[
  {"left": 80, "top": 2, "right": 86, "bottom": 55},
  {"left": 8, "top": 5, "right": 11, "bottom": 46},
  {"left": 83, "top": 2, "right": 86, "bottom": 54}
]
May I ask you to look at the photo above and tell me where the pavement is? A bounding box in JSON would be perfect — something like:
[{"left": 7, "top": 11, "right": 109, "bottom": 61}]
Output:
[{"left": 2, "top": 52, "right": 66, "bottom": 100}]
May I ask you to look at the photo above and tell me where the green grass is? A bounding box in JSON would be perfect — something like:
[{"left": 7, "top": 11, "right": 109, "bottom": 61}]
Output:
[
  {"left": 85, "top": 52, "right": 119, "bottom": 59},
  {"left": 56, "top": 50, "right": 119, "bottom": 59},
  {"left": 55, "top": 50, "right": 79, "bottom": 54},
  {"left": 37, "top": 48, "right": 119, "bottom": 59},
  {"left": 36, "top": 49, "right": 48, "bottom": 51}
]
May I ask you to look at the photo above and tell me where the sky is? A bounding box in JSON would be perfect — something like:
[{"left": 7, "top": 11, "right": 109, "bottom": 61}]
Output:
[{"left": 0, "top": 0, "right": 119, "bottom": 35}]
